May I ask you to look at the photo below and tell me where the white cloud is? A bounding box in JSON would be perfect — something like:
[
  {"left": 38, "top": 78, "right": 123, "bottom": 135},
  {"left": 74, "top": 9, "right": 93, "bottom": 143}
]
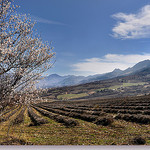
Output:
[
  {"left": 72, "top": 53, "right": 150, "bottom": 75},
  {"left": 112, "top": 5, "right": 150, "bottom": 39},
  {"left": 31, "top": 15, "right": 66, "bottom": 26}
]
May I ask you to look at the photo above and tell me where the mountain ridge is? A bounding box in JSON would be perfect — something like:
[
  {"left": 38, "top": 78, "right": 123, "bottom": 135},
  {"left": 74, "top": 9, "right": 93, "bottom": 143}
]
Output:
[{"left": 38, "top": 59, "right": 150, "bottom": 88}]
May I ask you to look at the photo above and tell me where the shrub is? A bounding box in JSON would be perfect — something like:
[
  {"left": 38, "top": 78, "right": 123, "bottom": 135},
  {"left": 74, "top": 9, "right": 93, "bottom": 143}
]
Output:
[
  {"left": 64, "top": 118, "right": 79, "bottom": 127},
  {"left": 130, "top": 136, "right": 146, "bottom": 145},
  {"left": 94, "top": 116, "right": 114, "bottom": 126}
]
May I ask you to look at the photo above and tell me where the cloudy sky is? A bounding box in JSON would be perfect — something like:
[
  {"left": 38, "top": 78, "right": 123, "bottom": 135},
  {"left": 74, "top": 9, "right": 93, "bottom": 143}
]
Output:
[{"left": 15, "top": 0, "right": 150, "bottom": 76}]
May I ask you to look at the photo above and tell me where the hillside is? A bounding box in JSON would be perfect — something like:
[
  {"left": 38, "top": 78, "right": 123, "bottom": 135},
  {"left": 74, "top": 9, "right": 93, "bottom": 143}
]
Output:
[
  {"left": 38, "top": 60, "right": 150, "bottom": 88},
  {"left": 41, "top": 64, "right": 150, "bottom": 101}
]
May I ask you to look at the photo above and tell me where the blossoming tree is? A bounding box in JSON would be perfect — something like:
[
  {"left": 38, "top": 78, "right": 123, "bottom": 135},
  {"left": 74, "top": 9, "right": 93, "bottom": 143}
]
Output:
[{"left": 0, "top": 0, "right": 55, "bottom": 105}]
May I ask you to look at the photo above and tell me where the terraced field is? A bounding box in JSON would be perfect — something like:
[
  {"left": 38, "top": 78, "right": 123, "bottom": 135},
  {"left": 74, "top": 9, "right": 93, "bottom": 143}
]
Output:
[{"left": 0, "top": 95, "right": 150, "bottom": 145}]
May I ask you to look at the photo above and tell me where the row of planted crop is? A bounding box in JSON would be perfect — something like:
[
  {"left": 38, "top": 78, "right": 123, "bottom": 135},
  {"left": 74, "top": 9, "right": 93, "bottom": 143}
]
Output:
[
  {"left": 36, "top": 103, "right": 150, "bottom": 124},
  {"left": 27, "top": 106, "right": 48, "bottom": 126},
  {"left": 36, "top": 101, "right": 150, "bottom": 111},
  {"left": 42, "top": 104, "right": 150, "bottom": 116},
  {"left": 0, "top": 105, "right": 21, "bottom": 123},
  {"left": 102, "top": 108, "right": 150, "bottom": 115},
  {"left": 99, "top": 106, "right": 150, "bottom": 110},
  {"left": 60, "top": 105, "right": 150, "bottom": 124},
  {"left": 35, "top": 103, "right": 150, "bottom": 118},
  {"left": 115, "top": 113, "right": 150, "bottom": 124},
  {"left": 39, "top": 98, "right": 150, "bottom": 108},
  {"left": 12, "top": 107, "right": 26, "bottom": 125},
  {"left": 34, "top": 105, "right": 114, "bottom": 126},
  {"left": 31, "top": 105, "right": 79, "bottom": 127}
]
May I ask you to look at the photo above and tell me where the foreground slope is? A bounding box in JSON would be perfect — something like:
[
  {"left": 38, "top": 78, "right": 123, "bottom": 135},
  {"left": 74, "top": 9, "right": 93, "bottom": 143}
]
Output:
[{"left": 0, "top": 95, "right": 149, "bottom": 145}]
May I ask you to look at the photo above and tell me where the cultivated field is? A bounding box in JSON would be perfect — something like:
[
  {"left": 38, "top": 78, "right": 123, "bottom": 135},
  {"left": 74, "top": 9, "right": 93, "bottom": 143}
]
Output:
[{"left": 0, "top": 95, "right": 150, "bottom": 145}]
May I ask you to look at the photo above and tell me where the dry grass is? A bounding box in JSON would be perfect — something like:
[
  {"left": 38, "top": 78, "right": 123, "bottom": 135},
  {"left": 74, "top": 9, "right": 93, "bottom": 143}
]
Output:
[{"left": 0, "top": 106, "right": 149, "bottom": 145}]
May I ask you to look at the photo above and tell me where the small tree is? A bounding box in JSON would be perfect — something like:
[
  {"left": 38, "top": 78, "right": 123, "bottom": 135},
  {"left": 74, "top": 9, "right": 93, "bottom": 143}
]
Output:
[{"left": 0, "top": 0, "right": 55, "bottom": 104}]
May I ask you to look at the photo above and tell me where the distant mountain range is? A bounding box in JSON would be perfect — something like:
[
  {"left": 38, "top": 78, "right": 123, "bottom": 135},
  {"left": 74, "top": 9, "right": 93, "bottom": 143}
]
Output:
[{"left": 37, "top": 59, "right": 150, "bottom": 88}]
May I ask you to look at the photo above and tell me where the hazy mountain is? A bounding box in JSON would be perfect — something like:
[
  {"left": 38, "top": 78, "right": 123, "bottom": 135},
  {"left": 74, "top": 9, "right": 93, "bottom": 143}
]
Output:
[
  {"left": 37, "top": 74, "right": 85, "bottom": 88},
  {"left": 122, "top": 59, "right": 150, "bottom": 75},
  {"left": 58, "top": 75, "right": 85, "bottom": 87},
  {"left": 80, "top": 68, "right": 123, "bottom": 84},
  {"left": 36, "top": 74, "right": 67, "bottom": 88},
  {"left": 37, "top": 59, "right": 150, "bottom": 88},
  {"left": 80, "top": 60, "right": 150, "bottom": 84}
]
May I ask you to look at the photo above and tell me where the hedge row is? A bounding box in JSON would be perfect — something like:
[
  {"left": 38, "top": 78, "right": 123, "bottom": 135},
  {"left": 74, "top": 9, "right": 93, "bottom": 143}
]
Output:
[
  {"left": 28, "top": 107, "right": 48, "bottom": 126},
  {"left": 32, "top": 106, "right": 78, "bottom": 127}
]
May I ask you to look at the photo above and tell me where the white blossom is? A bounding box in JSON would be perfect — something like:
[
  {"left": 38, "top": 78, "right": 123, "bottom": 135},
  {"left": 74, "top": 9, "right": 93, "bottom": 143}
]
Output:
[{"left": 0, "top": 0, "right": 55, "bottom": 105}]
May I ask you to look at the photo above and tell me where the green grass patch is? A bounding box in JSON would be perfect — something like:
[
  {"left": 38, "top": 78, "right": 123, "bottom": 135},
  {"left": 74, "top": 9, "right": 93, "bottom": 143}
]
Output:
[
  {"left": 57, "top": 93, "right": 89, "bottom": 100},
  {"left": 96, "top": 82, "right": 147, "bottom": 91},
  {"left": 110, "top": 82, "right": 147, "bottom": 89}
]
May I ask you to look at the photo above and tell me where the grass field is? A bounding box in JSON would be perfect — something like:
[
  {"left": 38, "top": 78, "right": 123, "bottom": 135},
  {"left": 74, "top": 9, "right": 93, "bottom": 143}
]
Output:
[
  {"left": 57, "top": 93, "right": 89, "bottom": 100},
  {"left": 0, "top": 107, "right": 149, "bottom": 145},
  {"left": 57, "top": 82, "right": 147, "bottom": 100},
  {"left": 0, "top": 93, "right": 150, "bottom": 145},
  {"left": 96, "top": 82, "right": 147, "bottom": 92}
]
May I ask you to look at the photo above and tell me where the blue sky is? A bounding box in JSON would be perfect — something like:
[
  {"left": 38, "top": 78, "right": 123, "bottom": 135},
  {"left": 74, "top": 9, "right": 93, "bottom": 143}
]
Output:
[{"left": 15, "top": 0, "right": 150, "bottom": 76}]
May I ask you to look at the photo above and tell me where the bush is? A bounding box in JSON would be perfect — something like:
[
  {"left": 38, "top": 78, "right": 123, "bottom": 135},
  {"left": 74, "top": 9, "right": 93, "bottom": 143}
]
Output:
[
  {"left": 94, "top": 116, "right": 114, "bottom": 126},
  {"left": 130, "top": 136, "right": 146, "bottom": 145},
  {"left": 64, "top": 118, "right": 79, "bottom": 127}
]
